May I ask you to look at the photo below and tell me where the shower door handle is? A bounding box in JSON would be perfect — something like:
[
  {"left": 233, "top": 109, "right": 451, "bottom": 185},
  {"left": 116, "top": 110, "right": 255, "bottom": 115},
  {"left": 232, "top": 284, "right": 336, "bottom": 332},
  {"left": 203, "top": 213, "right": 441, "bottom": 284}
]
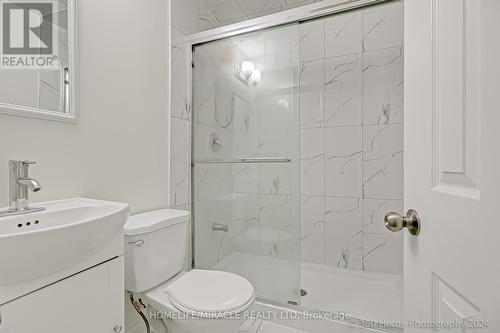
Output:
[{"left": 384, "top": 209, "right": 421, "bottom": 236}]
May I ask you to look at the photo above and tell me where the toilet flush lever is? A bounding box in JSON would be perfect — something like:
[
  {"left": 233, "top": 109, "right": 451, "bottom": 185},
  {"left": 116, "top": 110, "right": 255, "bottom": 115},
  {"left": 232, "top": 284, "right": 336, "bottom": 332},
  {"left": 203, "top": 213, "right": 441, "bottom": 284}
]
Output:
[{"left": 127, "top": 240, "right": 145, "bottom": 247}]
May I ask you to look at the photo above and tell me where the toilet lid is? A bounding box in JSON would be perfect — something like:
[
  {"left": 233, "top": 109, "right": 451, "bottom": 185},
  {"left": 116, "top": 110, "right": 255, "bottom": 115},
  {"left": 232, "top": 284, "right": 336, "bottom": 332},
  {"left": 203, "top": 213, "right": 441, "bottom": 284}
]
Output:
[{"left": 165, "top": 269, "right": 255, "bottom": 315}]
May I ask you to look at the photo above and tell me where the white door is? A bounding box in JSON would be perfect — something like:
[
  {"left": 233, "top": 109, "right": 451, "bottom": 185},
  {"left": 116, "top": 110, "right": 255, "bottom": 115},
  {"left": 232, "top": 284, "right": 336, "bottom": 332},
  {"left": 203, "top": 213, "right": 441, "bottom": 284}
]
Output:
[{"left": 403, "top": 0, "right": 500, "bottom": 332}]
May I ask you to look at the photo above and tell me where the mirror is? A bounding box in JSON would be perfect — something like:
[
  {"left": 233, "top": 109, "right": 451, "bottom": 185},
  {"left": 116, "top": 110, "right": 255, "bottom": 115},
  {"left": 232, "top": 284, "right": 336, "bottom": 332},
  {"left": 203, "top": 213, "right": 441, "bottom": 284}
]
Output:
[{"left": 0, "top": 0, "right": 78, "bottom": 122}]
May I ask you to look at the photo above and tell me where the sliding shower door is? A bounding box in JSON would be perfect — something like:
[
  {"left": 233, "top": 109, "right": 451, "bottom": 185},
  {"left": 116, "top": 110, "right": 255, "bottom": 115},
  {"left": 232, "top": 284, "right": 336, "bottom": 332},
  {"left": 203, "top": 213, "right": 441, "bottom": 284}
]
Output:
[{"left": 192, "top": 24, "right": 301, "bottom": 305}]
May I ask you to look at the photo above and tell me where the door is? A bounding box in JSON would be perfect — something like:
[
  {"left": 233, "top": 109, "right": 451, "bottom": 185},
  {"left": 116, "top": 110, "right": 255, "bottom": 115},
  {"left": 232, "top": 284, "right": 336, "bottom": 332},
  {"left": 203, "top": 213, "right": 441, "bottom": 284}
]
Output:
[
  {"left": 192, "top": 24, "right": 302, "bottom": 305},
  {"left": 404, "top": 0, "right": 500, "bottom": 331}
]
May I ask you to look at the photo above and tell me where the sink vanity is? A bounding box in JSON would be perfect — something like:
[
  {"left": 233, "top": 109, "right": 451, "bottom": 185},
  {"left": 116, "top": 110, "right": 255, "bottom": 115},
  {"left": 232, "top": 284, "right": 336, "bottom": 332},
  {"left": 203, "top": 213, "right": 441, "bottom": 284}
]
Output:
[{"left": 0, "top": 198, "right": 129, "bottom": 333}]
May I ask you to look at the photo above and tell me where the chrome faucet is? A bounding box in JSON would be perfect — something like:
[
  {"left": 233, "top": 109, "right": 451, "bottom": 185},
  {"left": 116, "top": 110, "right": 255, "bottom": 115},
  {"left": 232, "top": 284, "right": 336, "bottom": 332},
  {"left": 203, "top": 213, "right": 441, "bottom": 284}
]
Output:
[{"left": 0, "top": 160, "right": 45, "bottom": 217}]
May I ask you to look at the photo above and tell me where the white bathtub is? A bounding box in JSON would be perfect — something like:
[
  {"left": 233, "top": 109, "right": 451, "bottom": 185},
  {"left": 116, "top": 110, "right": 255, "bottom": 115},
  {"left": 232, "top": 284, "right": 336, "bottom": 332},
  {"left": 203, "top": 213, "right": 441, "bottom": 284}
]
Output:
[{"left": 215, "top": 252, "right": 403, "bottom": 329}]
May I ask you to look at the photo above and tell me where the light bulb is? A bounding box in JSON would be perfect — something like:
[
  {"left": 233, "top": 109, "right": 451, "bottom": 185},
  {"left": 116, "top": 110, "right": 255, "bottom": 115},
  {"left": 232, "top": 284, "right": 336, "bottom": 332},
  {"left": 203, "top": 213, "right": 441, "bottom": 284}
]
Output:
[{"left": 241, "top": 61, "right": 254, "bottom": 77}]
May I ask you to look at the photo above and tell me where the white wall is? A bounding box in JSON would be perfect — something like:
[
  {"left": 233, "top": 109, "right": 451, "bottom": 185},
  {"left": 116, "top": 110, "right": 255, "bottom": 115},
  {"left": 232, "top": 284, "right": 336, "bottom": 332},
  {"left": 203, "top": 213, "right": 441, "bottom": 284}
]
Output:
[{"left": 0, "top": 0, "right": 170, "bottom": 215}]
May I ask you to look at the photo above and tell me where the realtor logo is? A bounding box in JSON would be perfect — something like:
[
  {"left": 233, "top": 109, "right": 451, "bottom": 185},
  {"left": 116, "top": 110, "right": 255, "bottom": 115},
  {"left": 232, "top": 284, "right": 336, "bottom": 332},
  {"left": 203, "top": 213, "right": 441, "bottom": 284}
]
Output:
[{"left": 1, "top": 0, "right": 58, "bottom": 69}]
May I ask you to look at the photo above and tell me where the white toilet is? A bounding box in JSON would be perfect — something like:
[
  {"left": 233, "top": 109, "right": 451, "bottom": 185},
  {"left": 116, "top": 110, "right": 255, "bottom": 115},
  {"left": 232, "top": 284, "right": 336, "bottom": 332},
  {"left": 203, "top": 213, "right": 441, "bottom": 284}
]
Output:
[{"left": 124, "top": 209, "right": 255, "bottom": 333}]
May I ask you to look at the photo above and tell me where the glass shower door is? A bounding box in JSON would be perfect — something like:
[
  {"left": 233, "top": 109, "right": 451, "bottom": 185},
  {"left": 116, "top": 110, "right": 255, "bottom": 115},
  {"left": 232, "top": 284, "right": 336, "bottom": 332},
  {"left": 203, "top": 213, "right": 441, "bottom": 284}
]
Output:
[{"left": 192, "top": 24, "right": 301, "bottom": 305}]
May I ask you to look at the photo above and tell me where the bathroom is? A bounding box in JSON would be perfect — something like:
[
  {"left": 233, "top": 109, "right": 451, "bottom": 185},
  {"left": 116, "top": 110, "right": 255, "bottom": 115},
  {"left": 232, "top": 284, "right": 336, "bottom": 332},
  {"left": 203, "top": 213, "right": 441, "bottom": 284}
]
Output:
[{"left": 0, "top": 0, "right": 499, "bottom": 332}]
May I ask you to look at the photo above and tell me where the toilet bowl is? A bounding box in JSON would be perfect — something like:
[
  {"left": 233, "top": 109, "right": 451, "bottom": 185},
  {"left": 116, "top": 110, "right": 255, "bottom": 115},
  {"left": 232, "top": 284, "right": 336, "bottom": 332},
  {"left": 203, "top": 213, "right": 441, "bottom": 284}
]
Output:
[{"left": 124, "top": 209, "right": 255, "bottom": 333}]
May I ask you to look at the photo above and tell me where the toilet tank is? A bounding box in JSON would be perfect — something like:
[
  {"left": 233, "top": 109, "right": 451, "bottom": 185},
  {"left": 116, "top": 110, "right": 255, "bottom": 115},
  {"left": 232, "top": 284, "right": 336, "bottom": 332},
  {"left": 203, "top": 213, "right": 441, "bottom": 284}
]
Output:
[{"left": 123, "top": 209, "right": 190, "bottom": 293}]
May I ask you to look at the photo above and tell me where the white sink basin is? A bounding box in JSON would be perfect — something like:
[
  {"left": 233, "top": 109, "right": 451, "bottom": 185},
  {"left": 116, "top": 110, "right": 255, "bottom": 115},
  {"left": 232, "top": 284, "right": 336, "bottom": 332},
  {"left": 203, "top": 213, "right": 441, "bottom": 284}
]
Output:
[{"left": 0, "top": 198, "right": 129, "bottom": 305}]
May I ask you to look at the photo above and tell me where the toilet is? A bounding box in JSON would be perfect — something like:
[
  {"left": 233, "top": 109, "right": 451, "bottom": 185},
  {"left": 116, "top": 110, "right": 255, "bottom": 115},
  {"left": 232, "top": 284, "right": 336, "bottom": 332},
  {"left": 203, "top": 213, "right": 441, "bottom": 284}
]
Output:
[{"left": 124, "top": 209, "right": 255, "bottom": 333}]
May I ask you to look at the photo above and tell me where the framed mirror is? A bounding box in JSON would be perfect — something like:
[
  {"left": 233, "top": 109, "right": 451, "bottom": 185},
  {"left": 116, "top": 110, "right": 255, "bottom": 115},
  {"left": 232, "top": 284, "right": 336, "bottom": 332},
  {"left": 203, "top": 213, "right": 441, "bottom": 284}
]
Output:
[{"left": 0, "top": 0, "right": 78, "bottom": 122}]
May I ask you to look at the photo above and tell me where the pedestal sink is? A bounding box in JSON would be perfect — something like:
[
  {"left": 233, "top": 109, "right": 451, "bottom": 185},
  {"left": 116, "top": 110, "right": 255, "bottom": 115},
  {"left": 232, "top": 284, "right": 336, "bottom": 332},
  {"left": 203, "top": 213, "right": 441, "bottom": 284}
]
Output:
[{"left": 0, "top": 198, "right": 129, "bottom": 305}]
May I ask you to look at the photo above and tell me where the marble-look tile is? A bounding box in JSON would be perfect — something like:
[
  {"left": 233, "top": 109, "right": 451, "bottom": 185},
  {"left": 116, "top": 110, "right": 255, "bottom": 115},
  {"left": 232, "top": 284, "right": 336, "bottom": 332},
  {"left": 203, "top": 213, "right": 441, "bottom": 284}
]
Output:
[
  {"left": 259, "top": 129, "right": 293, "bottom": 158},
  {"left": 231, "top": 194, "right": 261, "bottom": 255},
  {"left": 171, "top": 43, "right": 191, "bottom": 120},
  {"left": 300, "top": 128, "right": 325, "bottom": 196},
  {"left": 363, "top": 47, "right": 404, "bottom": 125},
  {"left": 195, "top": 163, "right": 233, "bottom": 202},
  {"left": 259, "top": 94, "right": 291, "bottom": 131},
  {"left": 299, "top": 19, "right": 324, "bottom": 62},
  {"left": 260, "top": 164, "right": 291, "bottom": 195},
  {"left": 233, "top": 92, "right": 258, "bottom": 132},
  {"left": 324, "top": 10, "right": 362, "bottom": 58},
  {"left": 234, "top": 130, "right": 260, "bottom": 158},
  {"left": 237, "top": 0, "right": 282, "bottom": 16},
  {"left": 301, "top": 196, "right": 325, "bottom": 264},
  {"left": 202, "top": 0, "right": 246, "bottom": 23},
  {"left": 300, "top": 60, "right": 324, "bottom": 128},
  {"left": 363, "top": 124, "right": 403, "bottom": 200},
  {"left": 363, "top": 1, "right": 404, "bottom": 52},
  {"left": 362, "top": 198, "right": 403, "bottom": 274},
  {"left": 324, "top": 126, "right": 363, "bottom": 198},
  {"left": 170, "top": 117, "right": 191, "bottom": 208},
  {"left": 260, "top": 194, "right": 295, "bottom": 259},
  {"left": 195, "top": 81, "right": 216, "bottom": 127},
  {"left": 324, "top": 197, "right": 363, "bottom": 269},
  {"left": 234, "top": 164, "right": 260, "bottom": 193},
  {"left": 172, "top": 0, "right": 200, "bottom": 35},
  {"left": 324, "top": 54, "right": 362, "bottom": 127}
]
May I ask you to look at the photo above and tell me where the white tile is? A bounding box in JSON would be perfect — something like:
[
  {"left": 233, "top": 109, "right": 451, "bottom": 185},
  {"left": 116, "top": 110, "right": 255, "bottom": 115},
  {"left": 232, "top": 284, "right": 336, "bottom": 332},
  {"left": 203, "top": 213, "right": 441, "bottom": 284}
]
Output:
[
  {"left": 231, "top": 194, "right": 260, "bottom": 255},
  {"left": 259, "top": 94, "right": 291, "bottom": 131},
  {"left": 363, "top": 124, "right": 404, "bottom": 199},
  {"left": 260, "top": 164, "right": 291, "bottom": 195},
  {"left": 260, "top": 194, "right": 296, "bottom": 259},
  {"left": 362, "top": 199, "right": 403, "bottom": 274},
  {"left": 195, "top": 164, "right": 233, "bottom": 202},
  {"left": 301, "top": 157, "right": 324, "bottom": 197},
  {"left": 170, "top": 117, "right": 191, "bottom": 208},
  {"left": 171, "top": 44, "right": 191, "bottom": 120},
  {"left": 324, "top": 54, "right": 362, "bottom": 127},
  {"left": 299, "top": 19, "right": 324, "bottom": 62},
  {"left": 300, "top": 128, "right": 324, "bottom": 158},
  {"left": 301, "top": 196, "right": 325, "bottom": 264},
  {"left": 324, "top": 197, "right": 363, "bottom": 269},
  {"left": 234, "top": 130, "right": 260, "bottom": 157},
  {"left": 234, "top": 93, "right": 258, "bottom": 132},
  {"left": 363, "top": 47, "right": 404, "bottom": 125},
  {"left": 300, "top": 128, "right": 325, "bottom": 196},
  {"left": 237, "top": 0, "right": 282, "bottom": 16},
  {"left": 172, "top": 0, "right": 200, "bottom": 35},
  {"left": 259, "top": 129, "right": 293, "bottom": 158},
  {"left": 234, "top": 165, "right": 260, "bottom": 194},
  {"left": 363, "top": 1, "right": 404, "bottom": 52},
  {"left": 324, "top": 126, "right": 363, "bottom": 198},
  {"left": 325, "top": 10, "right": 362, "bottom": 58},
  {"left": 299, "top": 60, "right": 324, "bottom": 128},
  {"left": 202, "top": 0, "right": 246, "bottom": 23}
]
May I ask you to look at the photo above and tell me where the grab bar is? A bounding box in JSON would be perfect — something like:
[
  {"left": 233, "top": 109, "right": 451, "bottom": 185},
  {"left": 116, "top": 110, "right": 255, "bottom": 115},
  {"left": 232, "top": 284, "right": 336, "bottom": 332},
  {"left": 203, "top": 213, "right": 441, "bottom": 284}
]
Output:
[{"left": 193, "top": 157, "right": 291, "bottom": 164}]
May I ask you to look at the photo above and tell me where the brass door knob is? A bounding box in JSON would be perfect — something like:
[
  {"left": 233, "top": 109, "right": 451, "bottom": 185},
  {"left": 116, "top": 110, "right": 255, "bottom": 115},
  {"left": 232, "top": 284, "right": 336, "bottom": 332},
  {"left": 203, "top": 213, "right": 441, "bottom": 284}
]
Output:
[{"left": 384, "top": 209, "right": 421, "bottom": 236}]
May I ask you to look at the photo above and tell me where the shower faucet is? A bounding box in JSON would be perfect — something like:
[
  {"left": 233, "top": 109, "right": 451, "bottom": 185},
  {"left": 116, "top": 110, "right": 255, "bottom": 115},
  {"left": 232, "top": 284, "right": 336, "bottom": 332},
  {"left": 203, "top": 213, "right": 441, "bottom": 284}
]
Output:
[{"left": 0, "top": 160, "right": 45, "bottom": 217}]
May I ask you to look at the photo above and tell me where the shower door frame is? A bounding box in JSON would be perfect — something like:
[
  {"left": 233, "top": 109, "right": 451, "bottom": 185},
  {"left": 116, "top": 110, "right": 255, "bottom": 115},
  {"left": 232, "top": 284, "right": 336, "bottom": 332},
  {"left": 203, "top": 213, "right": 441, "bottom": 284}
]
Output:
[{"left": 183, "top": 0, "right": 394, "bottom": 328}]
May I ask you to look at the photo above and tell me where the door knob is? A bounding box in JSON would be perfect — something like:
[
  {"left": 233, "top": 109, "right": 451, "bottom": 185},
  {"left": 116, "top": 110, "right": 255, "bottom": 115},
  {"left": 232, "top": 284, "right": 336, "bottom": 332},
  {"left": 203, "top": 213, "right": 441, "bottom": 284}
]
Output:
[{"left": 384, "top": 209, "right": 421, "bottom": 236}]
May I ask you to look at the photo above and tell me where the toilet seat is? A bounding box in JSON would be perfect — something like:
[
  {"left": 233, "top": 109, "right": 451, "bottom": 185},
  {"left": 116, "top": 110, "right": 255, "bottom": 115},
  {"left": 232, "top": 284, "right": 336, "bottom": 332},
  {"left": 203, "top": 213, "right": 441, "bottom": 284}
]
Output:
[{"left": 165, "top": 269, "right": 255, "bottom": 318}]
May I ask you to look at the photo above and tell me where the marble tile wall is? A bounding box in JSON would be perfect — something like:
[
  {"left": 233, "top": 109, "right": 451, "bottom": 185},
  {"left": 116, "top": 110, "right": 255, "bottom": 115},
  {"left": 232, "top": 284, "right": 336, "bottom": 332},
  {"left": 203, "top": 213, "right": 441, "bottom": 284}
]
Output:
[
  {"left": 172, "top": 0, "right": 337, "bottom": 36},
  {"left": 298, "top": 0, "right": 404, "bottom": 275}
]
